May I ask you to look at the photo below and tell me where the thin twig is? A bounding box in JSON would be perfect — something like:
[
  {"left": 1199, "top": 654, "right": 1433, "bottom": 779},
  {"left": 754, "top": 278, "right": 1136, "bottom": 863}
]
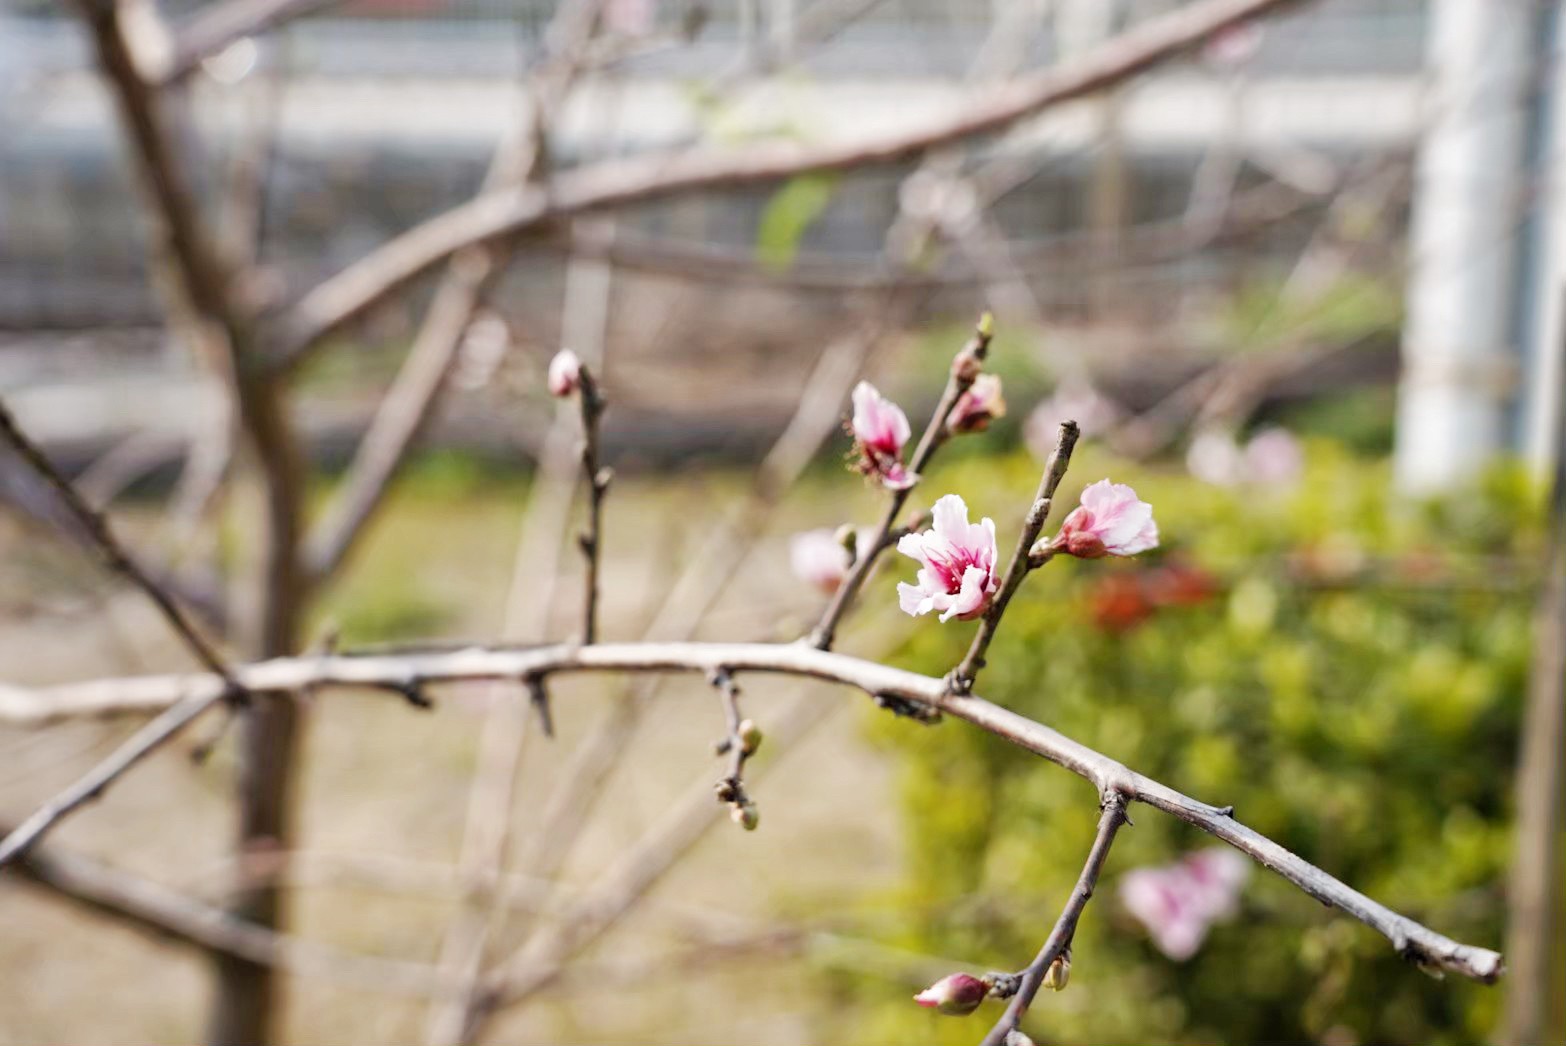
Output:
[
  {"left": 708, "top": 668, "right": 760, "bottom": 824},
  {"left": 0, "top": 398, "right": 254, "bottom": 866},
  {"left": 160, "top": 0, "right": 339, "bottom": 85},
  {"left": 0, "top": 399, "right": 241, "bottom": 690},
  {"left": 575, "top": 363, "right": 611, "bottom": 645},
  {"left": 0, "top": 638, "right": 1506, "bottom": 985},
  {"left": 948, "top": 421, "right": 1080, "bottom": 693},
  {"left": 809, "top": 316, "right": 992, "bottom": 649},
  {"left": 979, "top": 793, "right": 1129, "bottom": 1046}
]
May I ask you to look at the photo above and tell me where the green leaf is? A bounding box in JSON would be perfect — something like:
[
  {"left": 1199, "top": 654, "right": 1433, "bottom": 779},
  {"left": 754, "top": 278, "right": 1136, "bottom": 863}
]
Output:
[{"left": 755, "top": 173, "right": 838, "bottom": 272}]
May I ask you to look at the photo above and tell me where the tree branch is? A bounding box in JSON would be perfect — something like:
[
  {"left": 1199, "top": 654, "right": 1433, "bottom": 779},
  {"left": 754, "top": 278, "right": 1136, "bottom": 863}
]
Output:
[
  {"left": 160, "top": 0, "right": 338, "bottom": 85},
  {"left": 949, "top": 420, "right": 1079, "bottom": 692},
  {"left": 574, "top": 363, "right": 610, "bottom": 645},
  {"left": 265, "top": 0, "right": 1309, "bottom": 371},
  {"left": 979, "top": 792, "right": 1129, "bottom": 1046},
  {"left": 0, "top": 639, "right": 1505, "bottom": 984},
  {"left": 7, "top": 828, "right": 463, "bottom": 998}
]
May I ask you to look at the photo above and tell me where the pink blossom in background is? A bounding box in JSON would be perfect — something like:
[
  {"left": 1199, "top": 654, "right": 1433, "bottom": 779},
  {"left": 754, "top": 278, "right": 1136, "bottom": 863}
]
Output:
[
  {"left": 849, "top": 381, "right": 916, "bottom": 490},
  {"left": 1052, "top": 480, "right": 1159, "bottom": 559},
  {"left": 1203, "top": 21, "right": 1265, "bottom": 68},
  {"left": 789, "top": 528, "right": 859, "bottom": 594},
  {"left": 604, "top": 0, "right": 655, "bottom": 35},
  {"left": 1120, "top": 848, "right": 1251, "bottom": 960},
  {"left": 1187, "top": 427, "right": 1303, "bottom": 488},
  {"left": 912, "top": 972, "right": 990, "bottom": 1016},
  {"left": 948, "top": 373, "right": 1007, "bottom": 434},
  {"left": 547, "top": 348, "right": 582, "bottom": 397},
  {"left": 897, "top": 494, "right": 1000, "bottom": 622},
  {"left": 1025, "top": 382, "right": 1124, "bottom": 458},
  {"left": 1186, "top": 428, "right": 1244, "bottom": 486},
  {"left": 1242, "top": 426, "right": 1304, "bottom": 487}
]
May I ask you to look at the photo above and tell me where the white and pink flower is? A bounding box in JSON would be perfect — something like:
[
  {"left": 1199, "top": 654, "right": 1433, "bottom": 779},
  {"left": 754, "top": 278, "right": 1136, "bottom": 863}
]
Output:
[
  {"left": 948, "top": 373, "right": 1007, "bottom": 435},
  {"left": 1120, "top": 848, "right": 1250, "bottom": 960},
  {"left": 913, "top": 972, "right": 991, "bottom": 1016},
  {"left": 547, "top": 348, "right": 582, "bottom": 398},
  {"left": 1050, "top": 480, "right": 1159, "bottom": 559},
  {"left": 849, "top": 381, "right": 916, "bottom": 490},
  {"left": 897, "top": 494, "right": 1000, "bottom": 622},
  {"left": 789, "top": 528, "right": 857, "bottom": 594}
]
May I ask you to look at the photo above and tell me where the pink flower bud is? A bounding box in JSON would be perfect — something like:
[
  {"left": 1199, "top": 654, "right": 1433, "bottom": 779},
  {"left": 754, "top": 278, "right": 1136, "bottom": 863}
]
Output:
[
  {"left": 913, "top": 972, "right": 991, "bottom": 1016},
  {"left": 849, "top": 381, "right": 917, "bottom": 491},
  {"left": 896, "top": 494, "right": 1000, "bottom": 622},
  {"left": 948, "top": 374, "right": 1006, "bottom": 435},
  {"left": 1052, "top": 480, "right": 1159, "bottom": 559},
  {"left": 547, "top": 348, "right": 582, "bottom": 398}
]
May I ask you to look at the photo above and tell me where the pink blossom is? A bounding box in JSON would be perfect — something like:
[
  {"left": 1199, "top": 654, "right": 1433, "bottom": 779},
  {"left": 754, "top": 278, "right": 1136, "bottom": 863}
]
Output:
[
  {"left": 1120, "top": 849, "right": 1250, "bottom": 960},
  {"left": 1052, "top": 480, "right": 1159, "bottom": 559},
  {"left": 1242, "top": 427, "right": 1303, "bottom": 487},
  {"left": 849, "top": 381, "right": 916, "bottom": 490},
  {"left": 547, "top": 348, "right": 582, "bottom": 397},
  {"left": 789, "top": 528, "right": 856, "bottom": 594},
  {"left": 897, "top": 494, "right": 1000, "bottom": 622},
  {"left": 1025, "top": 382, "right": 1124, "bottom": 458},
  {"left": 1203, "top": 22, "right": 1265, "bottom": 68},
  {"left": 604, "top": 0, "right": 655, "bottom": 35},
  {"left": 948, "top": 374, "right": 1007, "bottom": 435},
  {"left": 1188, "top": 427, "right": 1303, "bottom": 488},
  {"left": 913, "top": 972, "right": 991, "bottom": 1016}
]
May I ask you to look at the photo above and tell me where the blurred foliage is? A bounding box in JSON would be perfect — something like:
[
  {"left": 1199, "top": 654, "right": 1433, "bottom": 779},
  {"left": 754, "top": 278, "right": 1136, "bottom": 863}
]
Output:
[
  {"left": 756, "top": 174, "right": 841, "bottom": 271},
  {"left": 829, "top": 444, "right": 1542, "bottom": 1046},
  {"left": 1223, "top": 270, "right": 1402, "bottom": 352}
]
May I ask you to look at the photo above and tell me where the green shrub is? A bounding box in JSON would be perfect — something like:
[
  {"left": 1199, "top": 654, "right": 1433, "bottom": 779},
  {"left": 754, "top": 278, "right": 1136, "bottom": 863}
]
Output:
[{"left": 839, "top": 444, "right": 1540, "bottom": 1046}]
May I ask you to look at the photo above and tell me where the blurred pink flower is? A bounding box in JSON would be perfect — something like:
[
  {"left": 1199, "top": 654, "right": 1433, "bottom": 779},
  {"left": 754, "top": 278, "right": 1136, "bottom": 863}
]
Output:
[
  {"left": 789, "top": 528, "right": 858, "bottom": 594},
  {"left": 897, "top": 494, "right": 1000, "bottom": 622},
  {"left": 1203, "top": 22, "right": 1265, "bottom": 68},
  {"left": 1120, "top": 849, "right": 1250, "bottom": 960},
  {"left": 1025, "top": 382, "right": 1124, "bottom": 458},
  {"left": 850, "top": 381, "right": 916, "bottom": 490},
  {"left": 948, "top": 373, "right": 1007, "bottom": 435},
  {"left": 547, "top": 348, "right": 582, "bottom": 397},
  {"left": 604, "top": 0, "right": 655, "bottom": 35},
  {"left": 913, "top": 972, "right": 991, "bottom": 1016},
  {"left": 1052, "top": 480, "right": 1159, "bottom": 559},
  {"left": 1242, "top": 427, "right": 1304, "bottom": 487},
  {"left": 1187, "top": 427, "right": 1303, "bottom": 488}
]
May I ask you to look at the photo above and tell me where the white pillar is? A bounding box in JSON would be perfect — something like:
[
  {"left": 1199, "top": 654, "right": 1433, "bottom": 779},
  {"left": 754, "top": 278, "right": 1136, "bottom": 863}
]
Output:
[
  {"left": 1394, "top": 0, "right": 1531, "bottom": 493},
  {"left": 1523, "top": 10, "right": 1566, "bottom": 484}
]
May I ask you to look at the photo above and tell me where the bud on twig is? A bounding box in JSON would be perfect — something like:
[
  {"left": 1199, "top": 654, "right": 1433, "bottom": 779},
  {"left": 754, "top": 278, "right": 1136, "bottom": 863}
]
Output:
[
  {"left": 547, "top": 348, "right": 582, "bottom": 397},
  {"left": 731, "top": 801, "right": 760, "bottom": 831},
  {"left": 1042, "top": 951, "right": 1070, "bottom": 991},
  {"left": 912, "top": 972, "right": 992, "bottom": 1016},
  {"left": 737, "top": 718, "right": 763, "bottom": 755}
]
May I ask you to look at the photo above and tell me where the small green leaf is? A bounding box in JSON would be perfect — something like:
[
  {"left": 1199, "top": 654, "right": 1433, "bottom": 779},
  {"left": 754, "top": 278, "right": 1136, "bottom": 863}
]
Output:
[{"left": 755, "top": 173, "right": 839, "bottom": 271}]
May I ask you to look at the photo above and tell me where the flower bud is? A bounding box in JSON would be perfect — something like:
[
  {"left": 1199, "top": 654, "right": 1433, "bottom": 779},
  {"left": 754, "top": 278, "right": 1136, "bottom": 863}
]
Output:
[
  {"left": 731, "top": 801, "right": 760, "bottom": 831},
  {"left": 1042, "top": 952, "right": 1070, "bottom": 991},
  {"left": 547, "top": 348, "right": 582, "bottom": 397},
  {"left": 737, "top": 719, "right": 763, "bottom": 756},
  {"left": 947, "top": 374, "right": 1006, "bottom": 435},
  {"left": 912, "top": 972, "right": 992, "bottom": 1016},
  {"left": 1004, "top": 1031, "right": 1036, "bottom": 1046},
  {"left": 833, "top": 524, "right": 859, "bottom": 562}
]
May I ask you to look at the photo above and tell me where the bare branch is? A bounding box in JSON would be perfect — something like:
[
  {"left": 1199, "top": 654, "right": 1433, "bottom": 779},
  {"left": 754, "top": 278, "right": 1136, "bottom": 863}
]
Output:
[
  {"left": 949, "top": 420, "right": 1080, "bottom": 693},
  {"left": 0, "top": 639, "right": 1505, "bottom": 985},
  {"left": 267, "top": 0, "right": 1309, "bottom": 370},
  {"left": 573, "top": 363, "right": 611, "bottom": 645},
  {"left": 160, "top": 0, "right": 338, "bottom": 85},
  {"left": 0, "top": 399, "right": 242, "bottom": 691},
  {"left": 980, "top": 793, "right": 1129, "bottom": 1046},
  {"left": 7, "top": 829, "right": 462, "bottom": 998}
]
